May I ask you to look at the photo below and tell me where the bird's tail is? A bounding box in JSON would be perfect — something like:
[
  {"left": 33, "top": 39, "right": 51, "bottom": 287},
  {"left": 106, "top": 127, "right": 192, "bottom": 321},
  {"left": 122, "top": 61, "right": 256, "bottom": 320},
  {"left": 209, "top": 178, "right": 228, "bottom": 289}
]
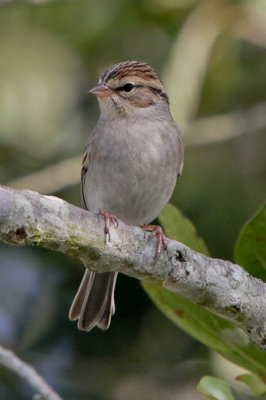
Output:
[{"left": 69, "top": 269, "right": 118, "bottom": 331}]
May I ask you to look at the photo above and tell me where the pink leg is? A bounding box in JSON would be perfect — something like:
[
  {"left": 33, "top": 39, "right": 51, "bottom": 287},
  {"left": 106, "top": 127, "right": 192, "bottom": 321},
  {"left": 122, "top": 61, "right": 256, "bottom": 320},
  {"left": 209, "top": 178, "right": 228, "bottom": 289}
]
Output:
[
  {"left": 141, "top": 225, "right": 168, "bottom": 260},
  {"left": 98, "top": 209, "right": 118, "bottom": 242}
]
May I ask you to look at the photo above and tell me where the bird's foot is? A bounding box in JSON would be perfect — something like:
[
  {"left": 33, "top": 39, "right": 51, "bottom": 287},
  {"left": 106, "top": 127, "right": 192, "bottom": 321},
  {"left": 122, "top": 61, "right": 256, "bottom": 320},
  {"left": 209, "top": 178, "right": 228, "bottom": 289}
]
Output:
[
  {"left": 141, "top": 224, "right": 168, "bottom": 261},
  {"left": 98, "top": 209, "right": 118, "bottom": 243}
]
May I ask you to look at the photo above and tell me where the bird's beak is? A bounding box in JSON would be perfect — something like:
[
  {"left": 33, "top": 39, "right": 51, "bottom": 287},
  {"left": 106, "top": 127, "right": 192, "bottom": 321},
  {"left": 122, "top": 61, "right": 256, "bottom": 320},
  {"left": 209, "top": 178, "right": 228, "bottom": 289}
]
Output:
[{"left": 88, "top": 83, "right": 113, "bottom": 98}]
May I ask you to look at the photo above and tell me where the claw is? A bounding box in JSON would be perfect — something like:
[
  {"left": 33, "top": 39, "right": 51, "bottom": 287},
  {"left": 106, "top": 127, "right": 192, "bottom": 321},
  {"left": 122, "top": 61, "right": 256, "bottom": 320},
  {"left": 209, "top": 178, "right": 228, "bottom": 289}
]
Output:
[
  {"left": 141, "top": 224, "right": 168, "bottom": 261},
  {"left": 98, "top": 209, "right": 118, "bottom": 243}
]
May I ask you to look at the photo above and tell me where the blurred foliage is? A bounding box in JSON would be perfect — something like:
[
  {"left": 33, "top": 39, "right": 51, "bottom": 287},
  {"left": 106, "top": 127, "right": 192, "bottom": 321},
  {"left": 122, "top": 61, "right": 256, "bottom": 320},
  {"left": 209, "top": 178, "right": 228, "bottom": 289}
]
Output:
[
  {"left": 235, "top": 203, "right": 266, "bottom": 281},
  {"left": 144, "top": 204, "right": 266, "bottom": 378},
  {"left": 0, "top": 0, "right": 265, "bottom": 399},
  {"left": 197, "top": 376, "right": 236, "bottom": 400},
  {"left": 198, "top": 374, "right": 266, "bottom": 400},
  {"left": 236, "top": 374, "right": 266, "bottom": 397}
]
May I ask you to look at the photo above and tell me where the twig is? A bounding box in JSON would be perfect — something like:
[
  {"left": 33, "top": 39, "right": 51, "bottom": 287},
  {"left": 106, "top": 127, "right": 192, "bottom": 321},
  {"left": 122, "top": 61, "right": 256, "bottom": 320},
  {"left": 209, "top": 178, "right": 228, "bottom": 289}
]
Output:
[
  {"left": 7, "top": 155, "right": 81, "bottom": 195},
  {"left": 0, "top": 344, "right": 63, "bottom": 400},
  {"left": 0, "top": 185, "right": 265, "bottom": 350}
]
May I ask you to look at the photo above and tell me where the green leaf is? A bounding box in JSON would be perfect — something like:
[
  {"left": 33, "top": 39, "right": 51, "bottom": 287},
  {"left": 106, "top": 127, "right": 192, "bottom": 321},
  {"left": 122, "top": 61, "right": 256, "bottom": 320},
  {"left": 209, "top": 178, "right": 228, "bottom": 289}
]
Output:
[
  {"left": 197, "top": 376, "right": 236, "bottom": 400},
  {"left": 158, "top": 203, "right": 210, "bottom": 256},
  {"left": 143, "top": 281, "right": 266, "bottom": 376},
  {"left": 142, "top": 204, "right": 266, "bottom": 376},
  {"left": 236, "top": 374, "right": 266, "bottom": 397},
  {"left": 235, "top": 203, "right": 266, "bottom": 281}
]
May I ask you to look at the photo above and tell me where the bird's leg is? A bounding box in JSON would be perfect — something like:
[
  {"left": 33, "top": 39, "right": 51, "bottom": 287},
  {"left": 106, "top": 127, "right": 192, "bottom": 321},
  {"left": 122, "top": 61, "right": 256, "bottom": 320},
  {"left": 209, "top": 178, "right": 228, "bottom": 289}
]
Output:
[
  {"left": 98, "top": 209, "right": 118, "bottom": 243},
  {"left": 141, "top": 224, "right": 168, "bottom": 261}
]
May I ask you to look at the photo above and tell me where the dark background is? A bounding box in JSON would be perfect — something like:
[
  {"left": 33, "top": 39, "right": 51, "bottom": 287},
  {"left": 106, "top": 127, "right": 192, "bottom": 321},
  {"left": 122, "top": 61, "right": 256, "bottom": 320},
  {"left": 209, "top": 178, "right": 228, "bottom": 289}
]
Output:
[{"left": 0, "top": 0, "right": 265, "bottom": 399}]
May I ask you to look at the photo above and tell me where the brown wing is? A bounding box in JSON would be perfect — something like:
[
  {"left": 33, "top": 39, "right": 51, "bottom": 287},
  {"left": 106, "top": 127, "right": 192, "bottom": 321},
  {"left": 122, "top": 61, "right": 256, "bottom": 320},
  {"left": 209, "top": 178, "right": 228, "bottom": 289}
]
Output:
[
  {"left": 81, "top": 146, "right": 89, "bottom": 209},
  {"left": 69, "top": 144, "right": 117, "bottom": 331}
]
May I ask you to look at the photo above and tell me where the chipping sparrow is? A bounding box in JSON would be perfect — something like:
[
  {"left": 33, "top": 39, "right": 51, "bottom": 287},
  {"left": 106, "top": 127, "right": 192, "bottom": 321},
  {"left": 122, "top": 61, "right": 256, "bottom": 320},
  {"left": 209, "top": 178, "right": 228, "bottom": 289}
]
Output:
[{"left": 69, "top": 61, "right": 184, "bottom": 331}]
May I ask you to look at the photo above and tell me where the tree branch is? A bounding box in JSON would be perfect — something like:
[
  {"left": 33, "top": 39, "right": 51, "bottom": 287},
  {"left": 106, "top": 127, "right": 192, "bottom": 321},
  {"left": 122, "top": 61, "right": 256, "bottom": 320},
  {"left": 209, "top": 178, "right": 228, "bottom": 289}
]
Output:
[
  {"left": 0, "top": 344, "right": 62, "bottom": 400},
  {"left": 0, "top": 185, "right": 265, "bottom": 350}
]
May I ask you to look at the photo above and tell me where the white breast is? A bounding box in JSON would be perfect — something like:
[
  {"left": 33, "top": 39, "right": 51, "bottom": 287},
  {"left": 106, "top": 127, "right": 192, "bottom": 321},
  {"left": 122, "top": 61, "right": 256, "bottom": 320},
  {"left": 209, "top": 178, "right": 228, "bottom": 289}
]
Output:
[{"left": 83, "top": 118, "right": 183, "bottom": 225}]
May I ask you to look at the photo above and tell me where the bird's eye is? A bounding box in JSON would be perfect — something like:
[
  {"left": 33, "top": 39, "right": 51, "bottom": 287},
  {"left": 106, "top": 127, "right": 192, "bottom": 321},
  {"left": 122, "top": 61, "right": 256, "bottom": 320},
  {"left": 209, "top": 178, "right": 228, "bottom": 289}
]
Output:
[{"left": 122, "top": 83, "right": 134, "bottom": 93}]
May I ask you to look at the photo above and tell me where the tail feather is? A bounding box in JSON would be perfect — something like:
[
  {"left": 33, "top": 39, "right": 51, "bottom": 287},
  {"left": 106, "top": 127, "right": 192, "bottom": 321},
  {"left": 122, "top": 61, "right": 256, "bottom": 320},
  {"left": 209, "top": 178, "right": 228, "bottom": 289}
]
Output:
[
  {"left": 69, "top": 269, "right": 118, "bottom": 331},
  {"left": 69, "top": 269, "right": 94, "bottom": 321},
  {"left": 97, "top": 273, "right": 117, "bottom": 330}
]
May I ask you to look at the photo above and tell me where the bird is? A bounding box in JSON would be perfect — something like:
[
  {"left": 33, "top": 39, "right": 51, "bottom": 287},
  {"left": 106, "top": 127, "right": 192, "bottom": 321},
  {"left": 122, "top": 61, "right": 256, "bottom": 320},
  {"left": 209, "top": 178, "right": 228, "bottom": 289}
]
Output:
[{"left": 69, "top": 61, "right": 184, "bottom": 332}]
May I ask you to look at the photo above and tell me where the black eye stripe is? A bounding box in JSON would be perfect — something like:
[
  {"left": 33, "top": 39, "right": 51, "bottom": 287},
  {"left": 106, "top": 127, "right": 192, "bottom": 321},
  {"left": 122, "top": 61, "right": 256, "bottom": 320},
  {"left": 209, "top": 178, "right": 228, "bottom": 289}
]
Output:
[
  {"left": 115, "top": 84, "right": 169, "bottom": 103},
  {"left": 116, "top": 83, "right": 134, "bottom": 92},
  {"left": 148, "top": 86, "right": 169, "bottom": 103},
  {"left": 116, "top": 84, "right": 153, "bottom": 92}
]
